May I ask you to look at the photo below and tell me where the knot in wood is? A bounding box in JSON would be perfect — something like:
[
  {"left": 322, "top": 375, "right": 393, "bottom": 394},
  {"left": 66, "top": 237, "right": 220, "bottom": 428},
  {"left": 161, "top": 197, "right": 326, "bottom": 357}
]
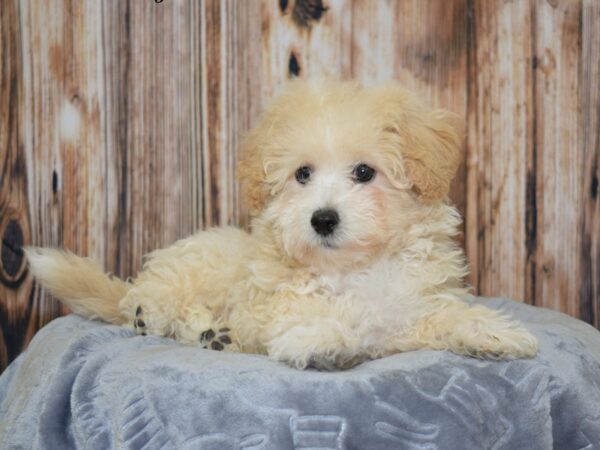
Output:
[{"left": 1, "top": 219, "right": 26, "bottom": 287}]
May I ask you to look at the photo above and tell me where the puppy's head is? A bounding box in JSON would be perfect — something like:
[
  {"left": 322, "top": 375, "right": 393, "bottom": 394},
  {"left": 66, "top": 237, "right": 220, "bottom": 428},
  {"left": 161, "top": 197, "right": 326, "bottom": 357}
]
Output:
[{"left": 238, "top": 80, "right": 463, "bottom": 271}]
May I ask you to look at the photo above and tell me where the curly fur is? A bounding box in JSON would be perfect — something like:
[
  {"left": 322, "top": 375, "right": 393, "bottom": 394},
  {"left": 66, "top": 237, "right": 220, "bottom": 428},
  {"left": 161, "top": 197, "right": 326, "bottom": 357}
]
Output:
[{"left": 26, "top": 80, "right": 538, "bottom": 370}]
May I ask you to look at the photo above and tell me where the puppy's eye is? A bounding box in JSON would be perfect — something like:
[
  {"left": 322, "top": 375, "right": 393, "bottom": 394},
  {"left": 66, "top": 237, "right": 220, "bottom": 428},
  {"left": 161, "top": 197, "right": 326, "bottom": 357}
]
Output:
[
  {"left": 295, "top": 166, "right": 312, "bottom": 184},
  {"left": 352, "top": 163, "right": 376, "bottom": 183}
]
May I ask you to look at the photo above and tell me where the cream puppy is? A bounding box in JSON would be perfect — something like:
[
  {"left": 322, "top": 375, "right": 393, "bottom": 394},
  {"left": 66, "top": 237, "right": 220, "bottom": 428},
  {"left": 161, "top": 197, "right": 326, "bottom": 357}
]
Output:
[{"left": 27, "top": 80, "right": 538, "bottom": 370}]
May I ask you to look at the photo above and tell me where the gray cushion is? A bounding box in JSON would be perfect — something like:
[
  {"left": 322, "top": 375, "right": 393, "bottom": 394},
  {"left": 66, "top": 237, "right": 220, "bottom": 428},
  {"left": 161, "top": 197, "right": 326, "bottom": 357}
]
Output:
[{"left": 1, "top": 297, "right": 599, "bottom": 449}]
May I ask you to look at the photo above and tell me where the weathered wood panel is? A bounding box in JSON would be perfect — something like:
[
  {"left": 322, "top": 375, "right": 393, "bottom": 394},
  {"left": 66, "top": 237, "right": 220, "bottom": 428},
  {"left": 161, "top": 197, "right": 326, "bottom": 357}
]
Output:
[
  {"left": 533, "top": 0, "right": 583, "bottom": 316},
  {"left": 468, "top": 0, "right": 534, "bottom": 302},
  {"left": 1, "top": 0, "right": 598, "bottom": 372},
  {"left": 580, "top": 0, "right": 600, "bottom": 327},
  {"left": 0, "top": 0, "right": 31, "bottom": 370},
  {"left": 467, "top": 0, "right": 597, "bottom": 322},
  {"left": 101, "top": 0, "right": 204, "bottom": 277},
  {"left": 3, "top": 0, "right": 110, "bottom": 363},
  {"left": 226, "top": 0, "right": 264, "bottom": 226}
]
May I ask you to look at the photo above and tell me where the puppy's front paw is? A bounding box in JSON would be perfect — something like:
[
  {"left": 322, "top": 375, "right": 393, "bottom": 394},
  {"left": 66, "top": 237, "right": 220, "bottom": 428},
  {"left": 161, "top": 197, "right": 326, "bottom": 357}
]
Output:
[
  {"left": 199, "top": 327, "right": 236, "bottom": 352},
  {"left": 307, "top": 353, "right": 368, "bottom": 371},
  {"left": 464, "top": 325, "right": 538, "bottom": 360},
  {"left": 267, "top": 324, "right": 362, "bottom": 370}
]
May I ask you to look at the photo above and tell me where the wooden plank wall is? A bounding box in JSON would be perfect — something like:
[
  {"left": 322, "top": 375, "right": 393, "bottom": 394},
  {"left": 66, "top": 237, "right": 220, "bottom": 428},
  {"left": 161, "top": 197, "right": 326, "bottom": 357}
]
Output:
[{"left": 0, "top": 0, "right": 598, "bottom": 372}]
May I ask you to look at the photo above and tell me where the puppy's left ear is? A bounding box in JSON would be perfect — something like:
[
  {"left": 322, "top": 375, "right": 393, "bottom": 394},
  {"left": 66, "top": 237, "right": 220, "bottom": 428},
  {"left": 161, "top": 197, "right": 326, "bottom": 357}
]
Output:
[
  {"left": 374, "top": 87, "right": 465, "bottom": 202},
  {"left": 404, "top": 109, "right": 464, "bottom": 202}
]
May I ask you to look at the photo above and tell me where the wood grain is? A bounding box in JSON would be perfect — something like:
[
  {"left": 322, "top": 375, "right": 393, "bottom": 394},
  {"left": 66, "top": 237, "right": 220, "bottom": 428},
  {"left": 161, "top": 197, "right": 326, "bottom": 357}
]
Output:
[
  {"left": 468, "top": 0, "right": 534, "bottom": 302},
  {"left": 533, "top": 0, "right": 583, "bottom": 316},
  {"left": 19, "top": 0, "right": 108, "bottom": 340},
  {"left": 101, "top": 0, "right": 204, "bottom": 277},
  {"left": 1, "top": 0, "right": 598, "bottom": 372},
  {"left": 0, "top": 0, "right": 32, "bottom": 370},
  {"left": 580, "top": 0, "right": 600, "bottom": 327},
  {"left": 226, "top": 0, "right": 264, "bottom": 226}
]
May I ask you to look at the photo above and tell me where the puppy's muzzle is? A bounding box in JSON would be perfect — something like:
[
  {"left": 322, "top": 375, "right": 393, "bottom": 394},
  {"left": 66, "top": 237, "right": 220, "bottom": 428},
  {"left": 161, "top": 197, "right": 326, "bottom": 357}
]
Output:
[{"left": 311, "top": 209, "right": 340, "bottom": 237}]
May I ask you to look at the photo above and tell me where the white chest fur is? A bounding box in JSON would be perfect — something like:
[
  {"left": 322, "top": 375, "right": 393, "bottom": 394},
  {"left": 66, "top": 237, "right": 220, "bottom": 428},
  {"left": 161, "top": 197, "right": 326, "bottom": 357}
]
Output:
[{"left": 313, "top": 256, "right": 431, "bottom": 334}]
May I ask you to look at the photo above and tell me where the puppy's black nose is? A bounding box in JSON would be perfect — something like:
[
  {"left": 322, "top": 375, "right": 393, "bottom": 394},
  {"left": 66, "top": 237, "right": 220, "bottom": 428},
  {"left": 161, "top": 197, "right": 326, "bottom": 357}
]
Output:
[{"left": 311, "top": 209, "right": 340, "bottom": 236}]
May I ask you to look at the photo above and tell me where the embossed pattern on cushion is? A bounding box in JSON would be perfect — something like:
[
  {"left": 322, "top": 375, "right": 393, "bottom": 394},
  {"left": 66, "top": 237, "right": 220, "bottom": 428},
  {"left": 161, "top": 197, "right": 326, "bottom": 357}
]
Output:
[{"left": 1, "top": 298, "right": 600, "bottom": 449}]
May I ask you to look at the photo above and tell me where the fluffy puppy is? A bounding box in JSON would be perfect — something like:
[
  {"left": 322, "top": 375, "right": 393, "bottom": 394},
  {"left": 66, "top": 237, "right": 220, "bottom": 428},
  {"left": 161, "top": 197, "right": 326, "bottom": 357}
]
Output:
[{"left": 26, "top": 80, "right": 538, "bottom": 370}]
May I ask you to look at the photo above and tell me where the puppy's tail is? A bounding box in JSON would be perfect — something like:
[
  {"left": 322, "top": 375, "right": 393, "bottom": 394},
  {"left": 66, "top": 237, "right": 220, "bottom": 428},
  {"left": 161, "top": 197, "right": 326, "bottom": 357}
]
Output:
[{"left": 25, "top": 247, "right": 130, "bottom": 324}]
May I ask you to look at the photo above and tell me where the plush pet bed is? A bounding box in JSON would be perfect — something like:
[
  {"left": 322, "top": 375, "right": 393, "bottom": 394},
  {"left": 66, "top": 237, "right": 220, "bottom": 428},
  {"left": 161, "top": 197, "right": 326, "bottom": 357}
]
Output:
[{"left": 1, "top": 297, "right": 599, "bottom": 450}]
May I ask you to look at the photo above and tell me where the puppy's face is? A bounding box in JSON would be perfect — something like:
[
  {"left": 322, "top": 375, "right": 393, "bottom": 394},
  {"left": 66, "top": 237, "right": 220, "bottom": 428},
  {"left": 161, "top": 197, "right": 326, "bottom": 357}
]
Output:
[
  {"left": 239, "top": 80, "right": 463, "bottom": 271},
  {"left": 261, "top": 117, "right": 408, "bottom": 271}
]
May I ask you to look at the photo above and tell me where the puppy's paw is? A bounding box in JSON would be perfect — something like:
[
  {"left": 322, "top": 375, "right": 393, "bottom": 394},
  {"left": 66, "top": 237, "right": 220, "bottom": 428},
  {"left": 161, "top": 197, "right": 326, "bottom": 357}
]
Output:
[
  {"left": 133, "top": 306, "right": 147, "bottom": 336},
  {"left": 267, "top": 324, "right": 362, "bottom": 370},
  {"left": 464, "top": 324, "right": 538, "bottom": 360},
  {"left": 307, "top": 353, "right": 369, "bottom": 371},
  {"left": 199, "top": 327, "right": 236, "bottom": 352}
]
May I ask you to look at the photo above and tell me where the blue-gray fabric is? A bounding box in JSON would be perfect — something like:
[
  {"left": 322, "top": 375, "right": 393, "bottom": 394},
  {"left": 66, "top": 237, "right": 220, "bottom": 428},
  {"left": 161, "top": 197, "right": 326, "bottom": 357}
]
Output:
[{"left": 1, "top": 297, "right": 600, "bottom": 449}]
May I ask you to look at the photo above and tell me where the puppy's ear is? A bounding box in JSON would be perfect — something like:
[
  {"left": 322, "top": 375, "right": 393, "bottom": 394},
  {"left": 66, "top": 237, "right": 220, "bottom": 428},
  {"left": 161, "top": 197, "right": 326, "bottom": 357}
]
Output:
[
  {"left": 373, "top": 86, "right": 464, "bottom": 202},
  {"left": 237, "top": 125, "right": 269, "bottom": 217},
  {"left": 238, "top": 79, "right": 316, "bottom": 216}
]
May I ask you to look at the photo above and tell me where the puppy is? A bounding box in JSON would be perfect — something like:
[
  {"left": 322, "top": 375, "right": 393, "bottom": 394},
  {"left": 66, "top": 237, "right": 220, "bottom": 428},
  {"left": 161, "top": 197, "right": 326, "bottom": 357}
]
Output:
[{"left": 26, "top": 80, "right": 538, "bottom": 370}]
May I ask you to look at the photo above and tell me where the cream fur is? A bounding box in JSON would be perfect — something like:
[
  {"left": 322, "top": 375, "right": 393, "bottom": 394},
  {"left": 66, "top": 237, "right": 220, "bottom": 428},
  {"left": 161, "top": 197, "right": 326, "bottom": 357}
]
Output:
[{"left": 26, "top": 80, "right": 538, "bottom": 370}]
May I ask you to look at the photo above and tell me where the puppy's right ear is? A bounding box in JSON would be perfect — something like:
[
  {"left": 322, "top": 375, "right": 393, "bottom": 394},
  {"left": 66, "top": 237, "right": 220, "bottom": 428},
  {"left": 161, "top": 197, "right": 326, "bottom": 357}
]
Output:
[
  {"left": 237, "top": 79, "right": 320, "bottom": 216},
  {"left": 237, "top": 126, "right": 269, "bottom": 217}
]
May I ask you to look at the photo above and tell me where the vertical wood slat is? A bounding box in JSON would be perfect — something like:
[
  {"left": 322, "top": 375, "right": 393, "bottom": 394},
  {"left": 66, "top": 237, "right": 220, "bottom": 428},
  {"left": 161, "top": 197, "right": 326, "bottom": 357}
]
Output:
[
  {"left": 580, "top": 0, "right": 600, "bottom": 327},
  {"left": 468, "top": 0, "right": 534, "bottom": 301},
  {"left": 200, "top": 0, "right": 262, "bottom": 228},
  {"left": 0, "top": 0, "right": 31, "bottom": 370},
  {"left": 201, "top": 0, "right": 224, "bottom": 227},
  {"left": 102, "top": 0, "right": 204, "bottom": 278},
  {"left": 20, "top": 0, "right": 108, "bottom": 348},
  {"left": 533, "top": 0, "right": 583, "bottom": 316},
  {"left": 196, "top": 0, "right": 263, "bottom": 228},
  {"left": 228, "top": 0, "right": 264, "bottom": 227}
]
